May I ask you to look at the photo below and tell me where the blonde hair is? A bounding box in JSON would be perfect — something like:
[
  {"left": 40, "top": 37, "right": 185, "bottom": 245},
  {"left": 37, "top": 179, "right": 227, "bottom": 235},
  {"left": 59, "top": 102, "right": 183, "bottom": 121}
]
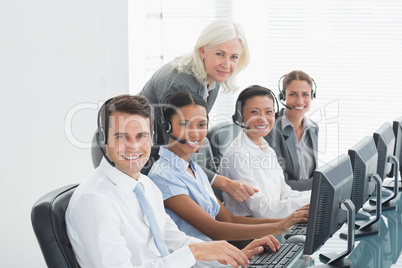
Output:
[{"left": 172, "top": 18, "right": 250, "bottom": 93}]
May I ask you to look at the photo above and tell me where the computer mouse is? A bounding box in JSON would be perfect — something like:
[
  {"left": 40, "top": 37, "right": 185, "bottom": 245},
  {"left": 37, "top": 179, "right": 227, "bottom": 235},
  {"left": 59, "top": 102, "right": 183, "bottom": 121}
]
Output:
[{"left": 286, "top": 234, "right": 306, "bottom": 243}]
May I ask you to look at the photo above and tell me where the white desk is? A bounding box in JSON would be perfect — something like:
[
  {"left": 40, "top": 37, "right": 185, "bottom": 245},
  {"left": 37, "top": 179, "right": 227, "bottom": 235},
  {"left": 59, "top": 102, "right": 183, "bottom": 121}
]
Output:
[{"left": 289, "top": 193, "right": 402, "bottom": 267}]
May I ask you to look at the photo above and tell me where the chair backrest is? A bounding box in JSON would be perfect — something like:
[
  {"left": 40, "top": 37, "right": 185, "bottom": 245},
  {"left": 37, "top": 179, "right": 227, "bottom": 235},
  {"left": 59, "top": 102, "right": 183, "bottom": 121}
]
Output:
[
  {"left": 207, "top": 122, "right": 241, "bottom": 168},
  {"left": 190, "top": 137, "right": 218, "bottom": 173},
  {"left": 190, "top": 137, "right": 224, "bottom": 201},
  {"left": 31, "top": 184, "right": 81, "bottom": 268},
  {"left": 91, "top": 131, "right": 102, "bottom": 169}
]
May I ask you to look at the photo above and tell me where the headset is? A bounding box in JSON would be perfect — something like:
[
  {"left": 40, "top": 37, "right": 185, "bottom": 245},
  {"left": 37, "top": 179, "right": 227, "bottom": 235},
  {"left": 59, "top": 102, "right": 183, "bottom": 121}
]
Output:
[
  {"left": 96, "top": 96, "right": 156, "bottom": 167},
  {"left": 161, "top": 92, "right": 209, "bottom": 145},
  {"left": 278, "top": 73, "right": 317, "bottom": 109},
  {"left": 161, "top": 103, "right": 186, "bottom": 144},
  {"left": 96, "top": 97, "right": 116, "bottom": 166},
  {"left": 232, "top": 85, "right": 279, "bottom": 129}
]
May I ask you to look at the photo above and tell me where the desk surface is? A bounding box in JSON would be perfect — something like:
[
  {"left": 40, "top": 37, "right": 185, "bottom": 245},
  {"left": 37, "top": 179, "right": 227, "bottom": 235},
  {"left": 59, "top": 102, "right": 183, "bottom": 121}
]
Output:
[{"left": 290, "top": 193, "right": 402, "bottom": 268}]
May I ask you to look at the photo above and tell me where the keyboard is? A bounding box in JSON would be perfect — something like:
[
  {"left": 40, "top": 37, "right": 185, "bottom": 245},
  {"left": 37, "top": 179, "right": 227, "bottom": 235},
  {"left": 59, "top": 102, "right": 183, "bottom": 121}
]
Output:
[
  {"left": 248, "top": 240, "right": 304, "bottom": 268},
  {"left": 284, "top": 222, "right": 307, "bottom": 239}
]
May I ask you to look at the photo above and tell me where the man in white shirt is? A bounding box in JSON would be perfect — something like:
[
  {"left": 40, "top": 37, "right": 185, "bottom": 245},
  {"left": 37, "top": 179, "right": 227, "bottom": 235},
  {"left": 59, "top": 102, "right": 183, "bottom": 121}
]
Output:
[{"left": 66, "top": 94, "right": 278, "bottom": 268}]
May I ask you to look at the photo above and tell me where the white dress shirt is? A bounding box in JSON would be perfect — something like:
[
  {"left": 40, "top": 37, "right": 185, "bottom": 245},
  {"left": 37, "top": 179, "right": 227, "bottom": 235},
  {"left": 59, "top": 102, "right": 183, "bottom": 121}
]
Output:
[
  {"left": 219, "top": 131, "right": 311, "bottom": 218},
  {"left": 66, "top": 158, "right": 217, "bottom": 268}
]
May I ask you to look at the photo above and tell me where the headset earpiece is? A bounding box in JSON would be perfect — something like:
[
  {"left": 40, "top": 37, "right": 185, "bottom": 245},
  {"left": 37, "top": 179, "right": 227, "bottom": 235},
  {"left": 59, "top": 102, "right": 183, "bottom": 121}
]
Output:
[
  {"left": 96, "top": 97, "right": 116, "bottom": 167},
  {"left": 279, "top": 91, "right": 285, "bottom": 101},
  {"left": 311, "top": 78, "right": 317, "bottom": 99},
  {"left": 278, "top": 74, "right": 287, "bottom": 101},
  {"left": 97, "top": 98, "right": 113, "bottom": 148},
  {"left": 165, "top": 121, "right": 172, "bottom": 133},
  {"left": 161, "top": 113, "right": 172, "bottom": 133},
  {"left": 97, "top": 128, "right": 106, "bottom": 148},
  {"left": 232, "top": 100, "right": 243, "bottom": 125},
  {"left": 160, "top": 96, "right": 173, "bottom": 134}
]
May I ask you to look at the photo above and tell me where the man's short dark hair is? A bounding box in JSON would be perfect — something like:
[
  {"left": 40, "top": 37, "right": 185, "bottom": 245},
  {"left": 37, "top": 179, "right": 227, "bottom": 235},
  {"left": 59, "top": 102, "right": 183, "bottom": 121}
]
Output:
[{"left": 100, "top": 94, "right": 154, "bottom": 144}]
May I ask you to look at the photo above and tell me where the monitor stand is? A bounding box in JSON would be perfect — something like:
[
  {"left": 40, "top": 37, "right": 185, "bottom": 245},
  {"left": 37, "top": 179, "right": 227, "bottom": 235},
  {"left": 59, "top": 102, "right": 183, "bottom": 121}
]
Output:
[
  {"left": 313, "top": 199, "right": 355, "bottom": 268},
  {"left": 364, "top": 156, "right": 399, "bottom": 213},
  {"left": 340, "top": 174, "right": 381, "bottom": 239}
]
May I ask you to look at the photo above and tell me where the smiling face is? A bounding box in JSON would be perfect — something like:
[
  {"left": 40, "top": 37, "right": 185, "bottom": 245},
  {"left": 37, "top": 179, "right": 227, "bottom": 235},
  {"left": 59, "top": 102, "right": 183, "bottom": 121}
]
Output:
[
  {"left": 284, "top": 80, "right": 312, "bottom": 120},
  {"left": 167, "top": 104, "right": 208, "bottom": 160},
  {"left": 200, "top": 38, "right": 242, "bottom": 85},
  {"left": 105, "top": 111, "right": 152, "bottom": 180},
  {"left": 242, "top": 95, "right": 275, "bottom": 144}
]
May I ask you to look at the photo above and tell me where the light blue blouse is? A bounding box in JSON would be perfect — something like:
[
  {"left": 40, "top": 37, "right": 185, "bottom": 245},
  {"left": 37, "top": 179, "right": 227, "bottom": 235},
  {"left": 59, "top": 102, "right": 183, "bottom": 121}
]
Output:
[{"left": 148, "top": 146, "right": 220, "bottom": 241}]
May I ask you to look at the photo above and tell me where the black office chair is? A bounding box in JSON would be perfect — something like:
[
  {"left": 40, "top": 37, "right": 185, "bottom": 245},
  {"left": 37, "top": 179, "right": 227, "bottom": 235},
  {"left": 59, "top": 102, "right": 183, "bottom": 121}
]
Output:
[
  {"left": 190, "top": 137, "right": 218, "bottom": 173},
  {"left": 31, "top": 184, "right": 81, "bottom": 268},
  {"left": 207, "top": 122, "right": 241, "bottom": 168},
  {"left": 91, "top": 132, "right": 103, "bottom": 169}
]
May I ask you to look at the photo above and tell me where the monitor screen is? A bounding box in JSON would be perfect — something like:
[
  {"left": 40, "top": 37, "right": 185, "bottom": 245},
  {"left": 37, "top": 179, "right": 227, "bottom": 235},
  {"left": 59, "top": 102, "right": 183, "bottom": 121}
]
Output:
[
  {"left": 348, "top": 136, "right": 378, "bottom": 212},
  {"left": 373, "top": 122, "right": 395, "bottom": 180},
  {"left": 304, "top": 154, "right": 354, "bottom": 255},
  {"left": 391, "top": 116, "right": 402, "bottom": 177}
]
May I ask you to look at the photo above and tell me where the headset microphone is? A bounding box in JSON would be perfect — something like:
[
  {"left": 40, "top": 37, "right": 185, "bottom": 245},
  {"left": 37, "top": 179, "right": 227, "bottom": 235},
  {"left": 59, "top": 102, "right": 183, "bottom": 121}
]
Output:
[
  {"left": 280, "top": 100, "right": 293, "bottom": 110},
  {"left": 168, "top": 134, "right": 186, "bottom": 145},
  {"left": 232, "top": 115, "right": 250, "bottom": 130}
]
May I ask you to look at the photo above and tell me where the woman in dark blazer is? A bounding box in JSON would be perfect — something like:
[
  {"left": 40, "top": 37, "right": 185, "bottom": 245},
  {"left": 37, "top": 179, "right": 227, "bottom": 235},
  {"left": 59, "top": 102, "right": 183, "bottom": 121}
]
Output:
[{"left": 266, "top": 71, "right": 319, "bottom": 191}]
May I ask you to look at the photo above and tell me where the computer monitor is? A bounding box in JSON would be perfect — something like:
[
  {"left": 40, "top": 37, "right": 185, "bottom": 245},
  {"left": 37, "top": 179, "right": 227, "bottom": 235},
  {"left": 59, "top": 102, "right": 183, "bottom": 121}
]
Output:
[
  {"left": 373, "top": 122, "right": 395, "bottom": 180},
  {"left": 387, "top": 116, "right": 402, "bottom": 190},
  {"left": 369, "top": 122, "right": 399, "bottom": 211},
  {"left": 304, "top": 154, "right": 355, "bottom": 267},
  {"left": 340, "top": 136, "right": 382, "bottom": 239}
]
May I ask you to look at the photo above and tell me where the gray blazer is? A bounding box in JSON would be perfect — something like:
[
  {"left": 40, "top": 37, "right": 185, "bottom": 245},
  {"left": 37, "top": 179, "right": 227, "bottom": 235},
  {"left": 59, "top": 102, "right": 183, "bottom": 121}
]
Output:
[
  {"left": 139, "top": 62, "right": 220, "bottom": 182},
  {"left": 139, "top": 62, "right": 219, "bottom": 145},
  {"left": 265, "top": 109, "right": 319, "bottom": 191}
]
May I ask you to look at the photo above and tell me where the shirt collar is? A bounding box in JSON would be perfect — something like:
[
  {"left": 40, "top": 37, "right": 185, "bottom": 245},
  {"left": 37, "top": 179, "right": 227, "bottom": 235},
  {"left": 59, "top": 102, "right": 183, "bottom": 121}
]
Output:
[
  {"left": 99, "top": 157, "right": 143, "bottom": 197},
  {"left": 207, "top": 81, "right": 217, "bottom": 91},
  {"left": 281, "top": 110, "right": 316, "bottom": 132},
  {"left": 240, "top": 129, "right": 270, "bottom": 151},
  {"left": 158, "top": 146, "right": 195, "bottom": 173},
  {"left": 201, "top": 81, "right": 217, "bottom": 100}
]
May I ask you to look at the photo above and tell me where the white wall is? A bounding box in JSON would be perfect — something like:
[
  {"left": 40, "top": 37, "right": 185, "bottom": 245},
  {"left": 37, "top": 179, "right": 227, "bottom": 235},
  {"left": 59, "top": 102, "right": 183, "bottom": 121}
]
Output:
[{"left": 0, "top": 0, "right": 129, "bottom": 267}]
